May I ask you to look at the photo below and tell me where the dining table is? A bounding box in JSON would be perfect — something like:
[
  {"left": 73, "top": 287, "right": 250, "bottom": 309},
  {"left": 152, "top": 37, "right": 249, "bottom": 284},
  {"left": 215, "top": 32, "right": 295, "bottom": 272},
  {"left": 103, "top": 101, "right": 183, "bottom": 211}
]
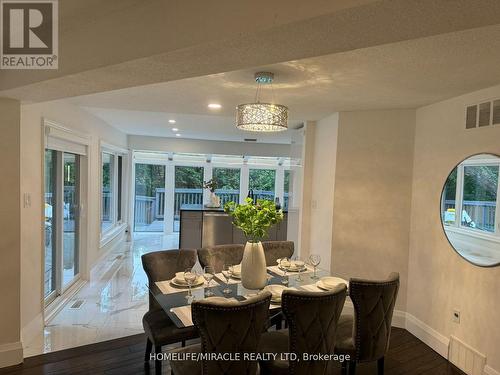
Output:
[{"left": 150, "top": 265, "right": 348, "bottom": 328}]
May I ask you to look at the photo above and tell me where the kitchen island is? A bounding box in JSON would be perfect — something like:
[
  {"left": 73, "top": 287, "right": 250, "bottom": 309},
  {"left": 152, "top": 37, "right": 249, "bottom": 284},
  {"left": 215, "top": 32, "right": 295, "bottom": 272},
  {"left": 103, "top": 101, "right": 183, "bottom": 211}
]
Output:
[{"left": 179, "top": 204, "right": 288, "bottom": 249}]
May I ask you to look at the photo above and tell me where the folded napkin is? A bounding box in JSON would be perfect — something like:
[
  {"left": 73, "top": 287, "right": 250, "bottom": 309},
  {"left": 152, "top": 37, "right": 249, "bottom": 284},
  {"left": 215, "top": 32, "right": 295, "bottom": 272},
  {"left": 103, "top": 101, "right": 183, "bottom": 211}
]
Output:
[
  {"left": 170, "top": 305, "right": 193, "bottom": 327},
  {"left": 215, "top": 273, "right": 241, "bottom": 284},
  {"left": 170, "top": 297, "right": 242, "bottom": 327},
  {"left": 155, "top": 278, "right": 218, "bottom": 295}
]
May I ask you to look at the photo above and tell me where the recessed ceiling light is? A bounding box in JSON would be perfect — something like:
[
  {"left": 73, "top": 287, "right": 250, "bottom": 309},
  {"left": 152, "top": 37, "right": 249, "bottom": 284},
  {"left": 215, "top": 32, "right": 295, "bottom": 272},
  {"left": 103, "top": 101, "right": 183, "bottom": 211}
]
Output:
[
  {"left": 168, "top": 119, "right": 176, "bottom": 124},
  {"left": 172, "top": 128, "right": 179, "bottom": 132},
  {"left": 176, "top": 133, "right": 181, "bottom": 137},
  {"left": 208, "top": 103, "right": 222, "bottom": 110}
]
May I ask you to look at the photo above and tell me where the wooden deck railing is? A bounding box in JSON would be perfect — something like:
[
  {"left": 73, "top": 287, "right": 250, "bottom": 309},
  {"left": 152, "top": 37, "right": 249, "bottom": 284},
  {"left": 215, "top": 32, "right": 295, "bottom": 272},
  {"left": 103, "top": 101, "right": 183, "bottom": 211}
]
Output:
[{"left": 443, "top": 199, "right": 496, "bottom": 231}]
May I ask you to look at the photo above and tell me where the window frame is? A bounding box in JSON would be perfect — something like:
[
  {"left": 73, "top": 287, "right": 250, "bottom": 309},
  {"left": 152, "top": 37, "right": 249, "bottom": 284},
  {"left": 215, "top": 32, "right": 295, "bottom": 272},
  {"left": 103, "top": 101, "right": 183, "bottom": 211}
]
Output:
[
  {"left": 100, "top": 143, "right": 128, "bottom": 242},
  {"left": 443, "top": 156, "right": 500, "bottom": 241}
]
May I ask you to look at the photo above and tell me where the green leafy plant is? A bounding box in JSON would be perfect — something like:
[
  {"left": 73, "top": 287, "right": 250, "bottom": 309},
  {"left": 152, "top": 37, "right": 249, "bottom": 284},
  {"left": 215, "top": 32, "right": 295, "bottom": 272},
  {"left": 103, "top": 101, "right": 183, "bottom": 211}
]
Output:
[
  {"left": 203, "top": 178, "right": 218, "bottom": 193},
  {"left": 224, "top": 198, "right": 283, "bottom": 243}
]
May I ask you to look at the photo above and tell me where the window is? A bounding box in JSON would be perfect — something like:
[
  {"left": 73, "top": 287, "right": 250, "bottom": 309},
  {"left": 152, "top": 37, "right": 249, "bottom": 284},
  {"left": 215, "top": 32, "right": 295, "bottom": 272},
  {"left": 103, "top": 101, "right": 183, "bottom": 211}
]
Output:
[
  {"left": 213, "top": 167, "right": 240, "bottom": 206},
  {"left": 134, "top": 164, "right": 166, "bottom": 232},
  {"left": 101, "top": 148, "right": 126, "bottom": 236},
  {"left": 283, "top": 170, "right": 290, "bottom": 210},
  {"left": 117, "top": 156, "right": 123, "bottom": 221},
  {"left": 101, "top": 152, "right": 114, "bottom": 232},
  {"left": 462, "top": 165, "right": 498, "bottom": 232},
  {"left": 44, "top": 150, "right": 57, "bottom": 298},
  {"left": 442, "top": 168, "right": 457, "bottom": 225},
  {"left": 442, "top": 158, "right": 499, "bottom": 234},
  {"left": 249, "top": 169, "right": 276, "bottom": 202},
  {"left": 174, "top": 166, "right": 204, "bottom": 231}
]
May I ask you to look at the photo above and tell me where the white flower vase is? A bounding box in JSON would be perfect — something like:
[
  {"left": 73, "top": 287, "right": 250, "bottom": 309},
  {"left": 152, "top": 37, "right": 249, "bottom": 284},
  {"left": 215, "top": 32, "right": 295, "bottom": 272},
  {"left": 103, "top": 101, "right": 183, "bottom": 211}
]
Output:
[{"left": 241, "top": 241, "right": 267, "bottom": 289}]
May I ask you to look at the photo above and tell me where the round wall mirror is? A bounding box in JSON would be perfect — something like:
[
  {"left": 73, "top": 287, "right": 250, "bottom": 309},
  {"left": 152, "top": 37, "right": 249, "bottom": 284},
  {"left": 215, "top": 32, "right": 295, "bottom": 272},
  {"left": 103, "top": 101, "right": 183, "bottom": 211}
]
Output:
[{"left": 441, "top": 153, "right": 500, "bottom": 267}]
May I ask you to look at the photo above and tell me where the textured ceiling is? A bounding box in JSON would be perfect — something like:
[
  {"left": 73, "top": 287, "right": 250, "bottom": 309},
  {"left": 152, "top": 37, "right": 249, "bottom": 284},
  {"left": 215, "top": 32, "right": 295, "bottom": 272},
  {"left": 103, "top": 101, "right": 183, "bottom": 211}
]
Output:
[
  {"left": 3, "top": 0, "right": 500, "bottom": 102},
  {"left": 70, "top": 25, "right": 500, "bottom": 143}
]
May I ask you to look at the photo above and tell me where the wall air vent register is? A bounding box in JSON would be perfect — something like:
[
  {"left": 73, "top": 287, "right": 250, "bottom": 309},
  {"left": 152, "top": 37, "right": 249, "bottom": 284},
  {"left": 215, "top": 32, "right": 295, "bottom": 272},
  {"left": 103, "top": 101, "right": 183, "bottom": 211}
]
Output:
[{"left": 465, "top": 99, "right": 500, "bottom": 129}]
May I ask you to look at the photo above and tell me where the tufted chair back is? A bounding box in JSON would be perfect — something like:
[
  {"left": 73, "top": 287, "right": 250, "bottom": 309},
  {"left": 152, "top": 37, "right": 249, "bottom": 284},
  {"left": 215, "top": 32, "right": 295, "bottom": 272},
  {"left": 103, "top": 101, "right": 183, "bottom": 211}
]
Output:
[
  {"left": 192, "top": 291, "right": 272, "bottom": 375},
  {"left": 350, "top": 272, "right": 400, "bottom": 362},
  {"left": 282, "top": 285, "right": 347, "bottom": 374},
  {"left": 197, "top": 244, "right": 244, "bottom": 273},
  {"left": 261, "top": 241, "right": 294, "bottom": 266},
  {"left": 141, "top": 249, "right": 197, "bottom": 311}
]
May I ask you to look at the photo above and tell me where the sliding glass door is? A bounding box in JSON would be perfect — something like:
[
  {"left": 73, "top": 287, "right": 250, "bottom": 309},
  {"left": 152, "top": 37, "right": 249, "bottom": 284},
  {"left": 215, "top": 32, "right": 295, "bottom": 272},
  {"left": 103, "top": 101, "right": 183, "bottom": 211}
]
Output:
[
  {"left": 63, "top": 153, "right": 80, "bottom": 288},
  {"left": 44, "top": 150, "right": 57, "bottom": 300},
  {"left": 44, "top": 149, "right": 81, "bottom": 305},
  {"left": 134, "top": 163, "right": 166, "bottom": 232}
]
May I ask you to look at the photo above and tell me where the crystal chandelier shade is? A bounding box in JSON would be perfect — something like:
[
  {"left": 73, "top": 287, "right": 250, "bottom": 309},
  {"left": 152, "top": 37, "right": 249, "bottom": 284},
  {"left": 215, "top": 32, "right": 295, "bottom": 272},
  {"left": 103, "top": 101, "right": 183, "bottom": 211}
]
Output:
[
  {"left": 236, "top": 72, "right": 288, "bottom": 132},
  {"left": 236, "top": 102, "right": 288, "bottom": 132}
]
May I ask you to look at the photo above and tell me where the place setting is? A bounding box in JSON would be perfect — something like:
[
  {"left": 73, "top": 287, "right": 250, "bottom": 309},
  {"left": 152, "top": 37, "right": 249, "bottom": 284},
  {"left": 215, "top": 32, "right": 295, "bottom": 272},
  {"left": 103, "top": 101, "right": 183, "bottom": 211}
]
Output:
[{"left": 155, "top": 267, "right": 219, "bottom": 296}]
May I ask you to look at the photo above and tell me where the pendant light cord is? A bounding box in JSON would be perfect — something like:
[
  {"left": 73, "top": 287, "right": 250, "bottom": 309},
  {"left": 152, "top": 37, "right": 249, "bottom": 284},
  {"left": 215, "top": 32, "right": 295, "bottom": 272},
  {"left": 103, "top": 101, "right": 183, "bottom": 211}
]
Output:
[{"left": 254, "top": 80, "right": 276, "bottom": 104}]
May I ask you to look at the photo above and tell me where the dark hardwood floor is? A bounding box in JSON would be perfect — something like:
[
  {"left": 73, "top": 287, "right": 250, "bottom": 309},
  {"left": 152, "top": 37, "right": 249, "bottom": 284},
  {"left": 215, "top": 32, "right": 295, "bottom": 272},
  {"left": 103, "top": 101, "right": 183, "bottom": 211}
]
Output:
[{"left": 0, "top": 328, "right": 465, "bottom": 375}]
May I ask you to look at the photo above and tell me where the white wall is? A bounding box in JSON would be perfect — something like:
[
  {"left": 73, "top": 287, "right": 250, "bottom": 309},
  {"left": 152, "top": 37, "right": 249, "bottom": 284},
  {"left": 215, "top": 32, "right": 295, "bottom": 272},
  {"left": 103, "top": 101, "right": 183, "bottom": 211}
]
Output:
[
  {"left": 408, "top": 84, "right": 500, "bottom": 373},
  {"left": 19, "top": 100, "right": 128, "bottom": 348},
  {"left": 307, "top": 114, "right": 339, "bottom": 270},
  {"left": 286, "top": 126, "right": 306, "bottom": 254},
  {"left": 331, "top": 109, "right": 415, "bottom": 311},
  {"left": 0, "top": 98, "right": 23, "bottom": 367}
]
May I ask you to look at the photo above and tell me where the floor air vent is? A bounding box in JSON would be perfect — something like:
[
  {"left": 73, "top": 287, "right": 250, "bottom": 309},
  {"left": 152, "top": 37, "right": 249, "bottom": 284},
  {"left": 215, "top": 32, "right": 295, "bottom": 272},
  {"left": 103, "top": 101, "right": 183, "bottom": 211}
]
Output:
[
  {"left": 449, "top": 336, "right": 485, "bottom": 375},
  {"left": 69, "top": 300, "right": 85, "bottom": 309}
]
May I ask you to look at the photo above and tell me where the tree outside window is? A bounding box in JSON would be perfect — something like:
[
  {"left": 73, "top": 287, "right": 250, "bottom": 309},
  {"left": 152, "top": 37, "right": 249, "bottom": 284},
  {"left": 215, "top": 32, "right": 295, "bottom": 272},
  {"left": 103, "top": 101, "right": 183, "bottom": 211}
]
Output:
[{"left": 213, "top": 167, "right": 240, "bottom": 206}]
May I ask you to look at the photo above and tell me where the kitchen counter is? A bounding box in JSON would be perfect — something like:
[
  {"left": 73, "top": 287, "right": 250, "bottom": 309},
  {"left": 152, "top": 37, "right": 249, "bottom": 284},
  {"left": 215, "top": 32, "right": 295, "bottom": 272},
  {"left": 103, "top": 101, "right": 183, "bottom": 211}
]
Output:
[{"left": 179, "top": 204, "right": 288, "bottom": 248}]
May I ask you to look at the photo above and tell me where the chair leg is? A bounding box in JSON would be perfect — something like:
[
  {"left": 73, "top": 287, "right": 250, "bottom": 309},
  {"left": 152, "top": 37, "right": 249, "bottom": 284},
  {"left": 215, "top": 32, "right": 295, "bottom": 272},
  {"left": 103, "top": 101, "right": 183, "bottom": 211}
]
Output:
[
  {"left": 276, "top": 319, "right": 282, "bottom": 330},
  {"left": 155, "top": 345, "right": 162, "bottom": 375},
  {"left": 348, "top": 360, "right": 357, "bottom": 375},
  {"left": 377, "top": 357, "right": 385, "bottom": 375},
  {"left": 145, "top": 339, "right": 152, "bottom": 362},
  {"left": 341, "top": 361, "right": 348, "bottom": 375}
]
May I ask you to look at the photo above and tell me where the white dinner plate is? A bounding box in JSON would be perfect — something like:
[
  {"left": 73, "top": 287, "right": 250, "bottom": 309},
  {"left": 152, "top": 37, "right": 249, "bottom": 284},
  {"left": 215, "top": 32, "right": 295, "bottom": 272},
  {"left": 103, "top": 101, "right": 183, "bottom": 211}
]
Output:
[
  {"left": 170, "top": 276, "right": 204, "bottom": 288},
  {"left": 278, "top": 264, "right": 306, "bottom": 273},
  {"left": 316, "top": 277, "right": 348, "bottom": 291}
]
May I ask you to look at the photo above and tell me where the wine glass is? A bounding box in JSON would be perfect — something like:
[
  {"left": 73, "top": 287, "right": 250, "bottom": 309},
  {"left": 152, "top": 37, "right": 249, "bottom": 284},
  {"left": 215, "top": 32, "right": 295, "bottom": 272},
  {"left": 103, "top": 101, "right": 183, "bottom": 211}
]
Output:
[
  {"left": 294, "top": 257, "right": 305, "bottom": 282},
  {"left": 221, "top": 264, "right": 232, "bottom": 296},
  {"left": 184, "top": 268, "right": 198, "bottom": 301},
  {"left": 203, "top": 266, "right": 215, "bottom": 297},
  {"left": 280, "top": 258, "right": 290, "bottom": 286},
  {"left": 308, "top": 254, "right": 321, "bottom": 279}
]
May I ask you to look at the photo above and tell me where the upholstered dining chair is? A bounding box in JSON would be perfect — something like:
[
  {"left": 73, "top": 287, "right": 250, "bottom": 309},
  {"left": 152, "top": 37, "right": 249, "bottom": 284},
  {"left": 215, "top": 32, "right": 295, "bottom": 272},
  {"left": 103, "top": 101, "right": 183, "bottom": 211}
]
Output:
[
  {"left": 141, "top": 249, "right": 199, "bottom": 375},
  {"left": 262, "top": 240, "right": 294, "bottom": 266},
  {"left": 197, "top": 244, "right": 244, "bottom": 272},
  {"left": 170, "top": 291, "right": 272, "bottom": 375},
  {"left": 335, "top": 272, "right": 400, "bottom": 375},
  {"left": 258, "top": 284, "right": 347, "bottom": 375}
]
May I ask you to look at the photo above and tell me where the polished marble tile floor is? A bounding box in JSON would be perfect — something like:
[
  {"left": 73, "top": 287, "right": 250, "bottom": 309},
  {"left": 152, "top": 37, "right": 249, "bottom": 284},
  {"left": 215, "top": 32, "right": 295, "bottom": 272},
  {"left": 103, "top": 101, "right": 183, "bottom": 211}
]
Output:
[{"left": 23, "top": 232, "right": 180, "bottom": 357}]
